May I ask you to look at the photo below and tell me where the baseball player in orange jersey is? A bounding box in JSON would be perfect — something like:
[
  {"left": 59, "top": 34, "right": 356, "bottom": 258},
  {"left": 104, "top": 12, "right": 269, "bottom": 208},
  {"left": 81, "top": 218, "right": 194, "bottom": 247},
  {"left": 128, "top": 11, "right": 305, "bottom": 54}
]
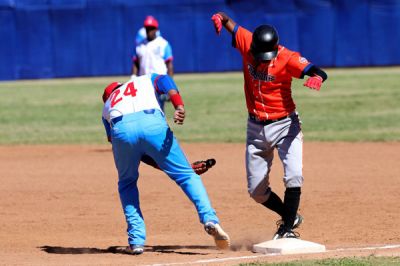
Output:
[{"left": 211, "top": 12, "right": 328, "bottom": 239}]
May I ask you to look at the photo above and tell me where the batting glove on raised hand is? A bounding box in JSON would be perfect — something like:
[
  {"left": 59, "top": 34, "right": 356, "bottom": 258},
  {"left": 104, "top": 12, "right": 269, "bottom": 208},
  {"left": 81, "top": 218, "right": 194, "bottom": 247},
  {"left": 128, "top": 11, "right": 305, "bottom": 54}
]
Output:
[
  {"left": 304, "top": 75, "right": 323, "bottom": 91},
  {"left": 211, "top": 13, "right": 223, "bottom": 35}
]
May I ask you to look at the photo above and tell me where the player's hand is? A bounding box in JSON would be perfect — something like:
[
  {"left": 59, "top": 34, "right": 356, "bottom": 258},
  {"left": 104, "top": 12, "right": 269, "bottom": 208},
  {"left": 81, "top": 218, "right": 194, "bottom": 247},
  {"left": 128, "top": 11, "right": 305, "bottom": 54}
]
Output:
[
  {"left": 304, "top": 75, "right": 323, "bottom": 91},
  {"left": 174, "top": 106, "right": 185, "bottom": 125},
  {"left": 211, "top": 13, "right": 223, "bottom": 35}
]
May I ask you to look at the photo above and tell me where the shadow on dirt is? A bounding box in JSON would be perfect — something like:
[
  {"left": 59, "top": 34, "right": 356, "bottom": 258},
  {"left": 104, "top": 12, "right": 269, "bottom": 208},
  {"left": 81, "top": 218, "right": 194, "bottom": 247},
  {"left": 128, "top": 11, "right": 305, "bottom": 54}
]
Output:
[{"left": 39, "top": 245, "right": 215, "bottom": 255}]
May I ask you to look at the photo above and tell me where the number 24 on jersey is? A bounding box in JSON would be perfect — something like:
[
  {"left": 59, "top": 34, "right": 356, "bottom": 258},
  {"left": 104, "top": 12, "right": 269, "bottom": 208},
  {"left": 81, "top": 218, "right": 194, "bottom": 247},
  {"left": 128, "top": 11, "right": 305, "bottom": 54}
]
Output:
[{"left": 110, "top": 82, "right": 137, "bottom": 108}]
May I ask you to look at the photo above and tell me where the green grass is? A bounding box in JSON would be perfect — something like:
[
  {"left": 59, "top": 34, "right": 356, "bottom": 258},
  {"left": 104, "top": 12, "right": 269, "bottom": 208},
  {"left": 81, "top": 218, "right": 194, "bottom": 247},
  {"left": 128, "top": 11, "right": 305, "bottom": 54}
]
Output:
[
  {"left": 239, "top": 255, "right": 400, "bottom": 265},
  {"left": 0, "top": 67, "right": 399, "bottom": 144}
]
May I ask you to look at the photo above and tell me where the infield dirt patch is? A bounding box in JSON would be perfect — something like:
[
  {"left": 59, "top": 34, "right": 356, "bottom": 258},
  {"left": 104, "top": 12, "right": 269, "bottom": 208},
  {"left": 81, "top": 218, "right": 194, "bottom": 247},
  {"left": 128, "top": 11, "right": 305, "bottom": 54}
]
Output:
[{"left": 1, "top": 142, "right": 399, "bottom": 265}]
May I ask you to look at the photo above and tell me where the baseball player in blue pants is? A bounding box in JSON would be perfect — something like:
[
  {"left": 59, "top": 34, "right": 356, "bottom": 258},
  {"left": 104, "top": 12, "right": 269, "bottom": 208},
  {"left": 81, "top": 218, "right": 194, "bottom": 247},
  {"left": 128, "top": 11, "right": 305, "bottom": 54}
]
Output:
[{"left": 101, "top": 74, "right": 230, "bottom": 255}]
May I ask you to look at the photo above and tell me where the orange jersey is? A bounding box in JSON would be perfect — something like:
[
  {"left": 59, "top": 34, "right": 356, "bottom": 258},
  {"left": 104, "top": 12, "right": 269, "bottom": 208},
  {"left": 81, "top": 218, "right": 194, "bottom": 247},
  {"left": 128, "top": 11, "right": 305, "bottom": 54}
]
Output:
[{"left": 234, "top": 26, "right": 312, "bottom": 120}]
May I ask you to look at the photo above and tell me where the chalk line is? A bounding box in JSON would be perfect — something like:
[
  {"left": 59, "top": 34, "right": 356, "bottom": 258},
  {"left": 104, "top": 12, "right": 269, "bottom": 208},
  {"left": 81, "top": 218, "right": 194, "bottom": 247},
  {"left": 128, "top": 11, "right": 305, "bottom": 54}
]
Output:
[{"left": 144, "top": 243, "right": 400, "bottom": 266}]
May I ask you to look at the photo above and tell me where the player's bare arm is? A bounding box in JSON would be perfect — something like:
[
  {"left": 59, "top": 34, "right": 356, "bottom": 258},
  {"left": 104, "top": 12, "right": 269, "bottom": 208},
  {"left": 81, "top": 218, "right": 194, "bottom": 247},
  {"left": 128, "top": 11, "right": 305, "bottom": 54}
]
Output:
[
  {"left": 132, "top": 60, "right": 139, "bottom": 76},
  {"left": 168, "top": 89, "right": 185, "bottom": 124},
  {"left": 211, "top": 12, "right": 236, "bottom": 34},
  {"left": 166, "top": 60, "right": 174, "bottom": 76}
]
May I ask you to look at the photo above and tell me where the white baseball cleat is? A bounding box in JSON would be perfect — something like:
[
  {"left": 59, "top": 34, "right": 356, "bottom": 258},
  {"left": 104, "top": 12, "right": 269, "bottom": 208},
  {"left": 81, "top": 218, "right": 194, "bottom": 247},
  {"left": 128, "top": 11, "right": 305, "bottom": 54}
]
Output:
[
  {"left": 204, "top": 222, "right": 231, "bottom": 250},
  {"left": 127, "top": 244, "right": 144, "bottom": 255}
]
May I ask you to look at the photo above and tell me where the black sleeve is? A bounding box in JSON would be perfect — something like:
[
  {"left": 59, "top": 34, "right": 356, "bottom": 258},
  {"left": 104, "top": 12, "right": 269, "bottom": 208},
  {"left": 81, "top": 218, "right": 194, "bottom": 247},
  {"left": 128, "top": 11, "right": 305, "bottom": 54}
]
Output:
[
  {"left": 231, "top": 24, "right": 239, "bottom": 48},
  {"left": 302, "top": 65, "right": 328, "bottom": 81}
]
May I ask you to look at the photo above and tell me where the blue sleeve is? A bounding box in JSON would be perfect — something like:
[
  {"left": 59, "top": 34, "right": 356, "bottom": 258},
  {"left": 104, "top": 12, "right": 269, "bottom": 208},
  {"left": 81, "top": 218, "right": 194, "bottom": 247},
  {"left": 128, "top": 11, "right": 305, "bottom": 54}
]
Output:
[
  {"left": 102, "top": 117, "right": 111, "bottom": 140},
  {"left": 135, "top": 27, "right": 146, "bottom": 45},
  {"left": 151, "top": 74, "right": 179, "bottom": 94},
  {"left": 163, "top": 43, "right": 173, "bottom": 60}
]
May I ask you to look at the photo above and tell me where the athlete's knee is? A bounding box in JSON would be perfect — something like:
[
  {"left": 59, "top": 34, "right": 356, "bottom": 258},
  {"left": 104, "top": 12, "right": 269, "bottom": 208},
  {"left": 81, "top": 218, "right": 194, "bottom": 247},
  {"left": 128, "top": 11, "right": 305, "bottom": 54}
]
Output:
[
  {"left": 249, "top": 186, "right": 271, "bottom": 203},
  {"left": 284, "top": 174, "right": 304, "bottom": 188}
]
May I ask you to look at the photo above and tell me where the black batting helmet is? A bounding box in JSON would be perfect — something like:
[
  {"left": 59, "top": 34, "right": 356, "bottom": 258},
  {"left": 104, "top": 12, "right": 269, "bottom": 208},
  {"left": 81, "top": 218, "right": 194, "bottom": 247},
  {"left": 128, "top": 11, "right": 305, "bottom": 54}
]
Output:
[{"left": 250, "top": 25, "right": 279, "bottom": 61}]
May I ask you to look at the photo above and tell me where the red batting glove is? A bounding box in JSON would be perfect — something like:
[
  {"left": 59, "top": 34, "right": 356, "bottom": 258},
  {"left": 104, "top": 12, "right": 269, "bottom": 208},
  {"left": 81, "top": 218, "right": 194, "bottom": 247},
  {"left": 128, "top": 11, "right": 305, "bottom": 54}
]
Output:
[
  {"left": 304, "top": 75, "right": 323, "bottom": 91},
  {"left": 211, "top": 13, "right": 223, "bottom": 35}
]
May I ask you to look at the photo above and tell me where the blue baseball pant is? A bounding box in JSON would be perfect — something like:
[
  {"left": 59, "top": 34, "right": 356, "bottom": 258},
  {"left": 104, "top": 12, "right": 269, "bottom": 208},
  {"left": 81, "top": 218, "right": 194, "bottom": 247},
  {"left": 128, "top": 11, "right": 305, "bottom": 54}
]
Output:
[{"left": 110, "top": 110, "right": 219, "bottom": 246}]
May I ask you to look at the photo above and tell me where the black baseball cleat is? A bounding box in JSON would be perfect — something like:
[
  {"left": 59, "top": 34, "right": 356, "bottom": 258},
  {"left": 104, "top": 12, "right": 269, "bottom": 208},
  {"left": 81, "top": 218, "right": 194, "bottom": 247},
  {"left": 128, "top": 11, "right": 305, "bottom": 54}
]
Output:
[
  {"left": 293, "top": 213, "right": 303, "bottom": 229},
  {"left": 273, "top": 213, "right": 303, "bottom": 240},
  {"left": 272, "top": 224, "right": 300, "bottom": 240},
  {"left": 276, "top": 213, "right": 303, "bottom": 230}
]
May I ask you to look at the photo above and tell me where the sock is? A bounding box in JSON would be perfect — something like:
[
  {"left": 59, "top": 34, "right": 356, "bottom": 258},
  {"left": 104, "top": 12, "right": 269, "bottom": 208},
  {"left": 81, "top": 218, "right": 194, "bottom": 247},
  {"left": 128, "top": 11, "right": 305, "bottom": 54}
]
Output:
[
  {"left": 261, "top": 191, "right": 284, "bottom": 217},
  {"left": 283, "top": 187, "right": 301, "bottom": 230}
]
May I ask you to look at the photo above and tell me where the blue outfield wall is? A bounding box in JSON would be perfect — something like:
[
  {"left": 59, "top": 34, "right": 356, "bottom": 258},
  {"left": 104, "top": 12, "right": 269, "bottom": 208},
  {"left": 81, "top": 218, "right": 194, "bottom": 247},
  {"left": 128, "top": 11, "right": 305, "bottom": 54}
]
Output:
[{"left": 1, "top": 0, "right": 400, "bottom": 80}]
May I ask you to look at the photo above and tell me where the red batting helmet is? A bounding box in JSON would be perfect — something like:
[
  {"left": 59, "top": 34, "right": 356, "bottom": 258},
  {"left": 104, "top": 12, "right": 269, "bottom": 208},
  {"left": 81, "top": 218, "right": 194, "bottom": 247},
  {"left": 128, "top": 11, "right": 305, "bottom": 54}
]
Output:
[
  {"left": 102, "top": 82, "right": 122, "bottom": 103},
  {"left": 143, "top": 16, "right": 159, "bottom": 28}
]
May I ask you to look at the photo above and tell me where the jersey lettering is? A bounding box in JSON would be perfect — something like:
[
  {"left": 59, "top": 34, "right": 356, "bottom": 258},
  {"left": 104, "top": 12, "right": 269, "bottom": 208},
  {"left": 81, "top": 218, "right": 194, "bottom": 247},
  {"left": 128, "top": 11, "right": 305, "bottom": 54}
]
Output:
[
  {"left": 110, "top": 89, "right": 122, "bottom": 108},
  {"left": 124, "top": 82, "right": 137, "bottom": 97},
  {"left": 247, "top": 64, "right": 275, "bottom": 81},
  {"left": 111, "top": 82, "right": 137, "bottom": 108},
  {"left": 103, "top": 75, "right": 163, "bottom": 122}
]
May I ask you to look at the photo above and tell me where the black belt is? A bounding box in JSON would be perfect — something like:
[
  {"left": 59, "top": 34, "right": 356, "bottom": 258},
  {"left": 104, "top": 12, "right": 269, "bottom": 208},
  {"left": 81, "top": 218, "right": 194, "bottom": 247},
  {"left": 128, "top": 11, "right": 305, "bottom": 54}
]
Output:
[
  {"left": 111, "top": 109, "right": 156, "bottom": 124},
  {"left": 248, "top": 113, "right": 289, "bottom": 125}
]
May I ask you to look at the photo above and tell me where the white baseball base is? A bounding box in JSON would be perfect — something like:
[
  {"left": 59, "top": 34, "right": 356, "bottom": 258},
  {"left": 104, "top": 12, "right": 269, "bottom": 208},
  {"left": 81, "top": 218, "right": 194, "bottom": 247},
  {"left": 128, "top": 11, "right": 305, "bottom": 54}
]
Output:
[{"left": 253, "top": 238, "right": 326, "bottom": 255}]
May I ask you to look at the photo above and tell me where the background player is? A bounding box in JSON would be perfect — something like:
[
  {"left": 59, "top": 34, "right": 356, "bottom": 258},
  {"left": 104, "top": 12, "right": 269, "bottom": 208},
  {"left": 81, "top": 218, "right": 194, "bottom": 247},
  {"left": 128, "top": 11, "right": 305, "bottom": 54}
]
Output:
[
  {"left": 101, "top": 74, "right": 230, "bottom": 254},
  {"left": 131, "top": 16, "right": 173, "bottom": 111},
  {"left": 211, "top": 12, "right": 328, "bottom": 239},
  {"left": 135, "top": 24, "right": 161, "bottom": 45}
]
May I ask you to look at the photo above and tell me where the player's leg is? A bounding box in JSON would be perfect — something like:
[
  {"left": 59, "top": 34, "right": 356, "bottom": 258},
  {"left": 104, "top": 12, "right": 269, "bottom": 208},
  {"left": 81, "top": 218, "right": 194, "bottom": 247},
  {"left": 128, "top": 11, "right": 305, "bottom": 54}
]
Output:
[
  {"left": 246, "top": 120, "right": 282, "bottom": 212},
  {"left": 146, "top": 128, "right": 219, "bottom": 223},
  {"left": 139, "top": 110, "right": 218, "bottom": 223},
  {"left": 141, "top": 111, "right": 229, "bottom": 248},
  {"left": 155, "top": 135, "right": 230, "bottom": 250},
  {"left": 111, "top": 118, "right": 146, "bottom": 248},
  {"left": 276, "top": 114, "right": 304, "bottom": 235}
]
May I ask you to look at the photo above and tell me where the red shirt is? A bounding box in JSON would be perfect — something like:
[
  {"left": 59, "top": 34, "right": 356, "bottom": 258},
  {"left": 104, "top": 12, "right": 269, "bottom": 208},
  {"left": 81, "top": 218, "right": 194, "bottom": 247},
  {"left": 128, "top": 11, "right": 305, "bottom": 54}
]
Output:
[{"left": 234, "top": 26, "right": 311, "bottom": 120}]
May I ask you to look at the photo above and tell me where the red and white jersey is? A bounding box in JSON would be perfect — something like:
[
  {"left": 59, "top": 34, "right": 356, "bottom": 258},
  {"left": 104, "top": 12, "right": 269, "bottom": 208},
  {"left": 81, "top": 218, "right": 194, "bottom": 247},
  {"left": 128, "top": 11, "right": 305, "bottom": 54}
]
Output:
[
  {"left": 234, "top": 26, "right": 311, "bottom": 120},
  {"left": 102, "top": 75, "right": 162, "bottom": 123}
]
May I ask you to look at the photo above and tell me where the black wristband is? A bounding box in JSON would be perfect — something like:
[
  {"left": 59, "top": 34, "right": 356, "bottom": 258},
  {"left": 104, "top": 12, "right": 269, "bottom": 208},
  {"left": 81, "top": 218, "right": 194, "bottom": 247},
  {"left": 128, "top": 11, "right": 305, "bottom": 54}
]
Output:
[{"left": 303, "top": 65, "right": 328, "bottom": 81}]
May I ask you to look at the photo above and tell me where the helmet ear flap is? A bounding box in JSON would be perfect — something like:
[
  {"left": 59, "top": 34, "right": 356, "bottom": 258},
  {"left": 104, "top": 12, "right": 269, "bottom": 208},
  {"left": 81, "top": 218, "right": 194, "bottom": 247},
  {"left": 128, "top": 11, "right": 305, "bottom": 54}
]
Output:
[
  {"left": 251, "top": 25, "right": 279, "bottom": 61},
  {"left": 102, "top": 82, "right": 122, "bottom": 103}
]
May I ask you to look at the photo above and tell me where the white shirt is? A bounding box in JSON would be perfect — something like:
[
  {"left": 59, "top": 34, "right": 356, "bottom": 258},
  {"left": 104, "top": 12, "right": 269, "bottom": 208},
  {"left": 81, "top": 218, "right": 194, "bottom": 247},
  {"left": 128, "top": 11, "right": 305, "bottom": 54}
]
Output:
[
  {"left": 102, "top": 75, "right": 162, "bottom": 123},
  {"left": 135, "top": 36, "right": 173, "bottom": 75}
]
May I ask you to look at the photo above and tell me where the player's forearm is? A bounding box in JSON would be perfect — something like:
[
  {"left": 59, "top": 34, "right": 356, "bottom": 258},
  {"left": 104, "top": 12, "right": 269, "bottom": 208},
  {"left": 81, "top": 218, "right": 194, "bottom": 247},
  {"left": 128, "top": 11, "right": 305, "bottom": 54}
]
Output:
[
  {"left": 217, "top": 12, "right": 236, "bottom": 33},
  {"left": 166, "top": 61, "right": 174, "bottom": 76},
  {"left": 132, "top": 61, "right": 139, "bottom": 75},
  {"left": 168, "top": 89, "right": 185, "bottom": 124},
  {"left": 305, "top": 65, "right": 328, "bottom": 81},
  {"left": 168, "top": 89, "right": 184, "bottom": 108},
  {"left": 132, "top": 65, "right": 138, "bottom": 76}
]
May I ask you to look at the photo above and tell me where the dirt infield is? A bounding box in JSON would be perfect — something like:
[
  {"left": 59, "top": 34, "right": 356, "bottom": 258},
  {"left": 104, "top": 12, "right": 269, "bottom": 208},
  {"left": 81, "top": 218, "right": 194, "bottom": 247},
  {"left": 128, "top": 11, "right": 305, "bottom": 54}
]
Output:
[{"left": 1, "top": 142, "right": 399, "bottom": 265}]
